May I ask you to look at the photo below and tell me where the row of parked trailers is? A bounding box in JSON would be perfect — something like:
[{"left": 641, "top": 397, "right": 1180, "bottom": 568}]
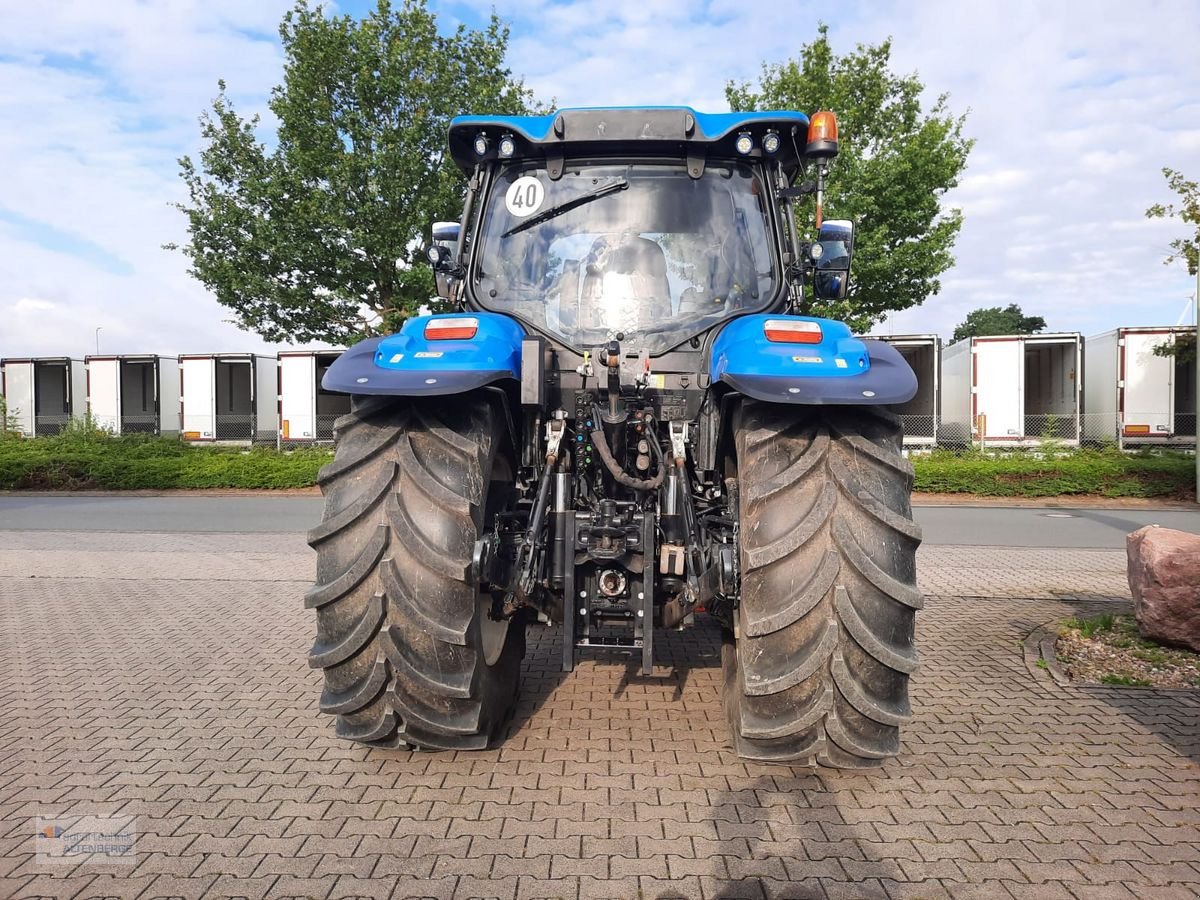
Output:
[
  {"left": 0, "top": 351, "right": 349, "bottom": 442},
  {"left": 3, "top": 329, "right": 1196, "bottom": 447},
  {"left": 876, "top": 327, "right": 1197, "bottom": 447}
]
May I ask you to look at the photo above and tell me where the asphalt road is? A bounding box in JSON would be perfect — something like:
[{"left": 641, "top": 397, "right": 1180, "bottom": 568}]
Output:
[
  {"left": 913, "top": 504, "right": 1200, "bottom": 547},
  {"left": 0, "top": 494, "right": 1197, "bottom": 548}
]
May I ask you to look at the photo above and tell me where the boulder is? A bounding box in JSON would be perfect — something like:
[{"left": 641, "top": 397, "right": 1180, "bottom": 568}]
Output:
[{"left": 1126, "top": 525, "right": 1200, "bottom": 652}]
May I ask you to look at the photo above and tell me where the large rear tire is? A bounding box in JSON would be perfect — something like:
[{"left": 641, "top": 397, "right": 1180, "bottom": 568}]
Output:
[
  {"left": 306, "top": 393, "right": 524, "bottom": 751},
  {"left": 724, "top": 401, "right": 922, "bottom": 767}
]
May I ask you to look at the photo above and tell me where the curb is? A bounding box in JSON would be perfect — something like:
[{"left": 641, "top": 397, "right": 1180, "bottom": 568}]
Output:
[
  {"left": 914, "top": 494, "right": 1198, "bottom": 510},
  {"left": 1024, "top": 621, "right": 1071, "bottom": 686}
]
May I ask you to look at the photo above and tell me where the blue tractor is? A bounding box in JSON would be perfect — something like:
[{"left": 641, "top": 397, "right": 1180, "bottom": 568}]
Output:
[{"left": 307, "top": 107, "right": 922, "bottom": 767}]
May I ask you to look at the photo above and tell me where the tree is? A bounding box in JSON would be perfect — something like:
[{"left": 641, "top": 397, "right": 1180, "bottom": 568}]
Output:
[
  {"left": 1152, "top": 334, "right": 1195, "bottom": 365},
  {"left": 727, "top": 25, "right": 972, "bottom": 332},
  {"left": 169, "top": 0, "right": 534, "bottom": 345},
  {"left": 0, "top": 395, "right": 22, "bottom": 440},
  {"left": 951, "top": 304, "right": 1046, "bottom": 343},
  {"left": 1146, "top": 168, "right": 1199, "bottom": 277},
  {"left": 1146, "top": 168, "right": 1198, "bottom": 364}
]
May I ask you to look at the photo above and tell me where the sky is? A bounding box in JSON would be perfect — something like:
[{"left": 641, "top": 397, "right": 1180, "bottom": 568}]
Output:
[{"left": 0, "top": 0, "right": 1197, "bottom": 359}]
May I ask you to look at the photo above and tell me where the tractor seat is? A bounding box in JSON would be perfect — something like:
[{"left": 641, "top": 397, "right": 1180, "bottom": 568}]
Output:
[{"left": 577, "top": 235, "right": 673, "bottom": 331}]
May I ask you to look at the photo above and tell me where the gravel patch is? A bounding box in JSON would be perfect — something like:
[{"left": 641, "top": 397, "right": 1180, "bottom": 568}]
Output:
[{"left": 1057, "top": 613, "right": 1200, "bottom": 688}]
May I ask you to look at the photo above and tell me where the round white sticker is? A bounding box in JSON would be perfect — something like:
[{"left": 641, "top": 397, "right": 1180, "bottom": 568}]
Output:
[{"left": 505, "top": 176, "right": 544, "bottom": 218}]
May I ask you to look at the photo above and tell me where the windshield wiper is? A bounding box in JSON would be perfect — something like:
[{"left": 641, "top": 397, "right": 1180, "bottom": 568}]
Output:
[{"left": 501, "top": 179, "right": 629, "bottom": 238}]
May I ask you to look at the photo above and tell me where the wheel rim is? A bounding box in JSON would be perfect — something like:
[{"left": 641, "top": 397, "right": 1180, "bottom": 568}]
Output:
[
  {"left": 478, "top": 458, "right": 516, "bottom": 668},
  {"left": 478, "top": 593, "right": 510, "bottom": 667}
]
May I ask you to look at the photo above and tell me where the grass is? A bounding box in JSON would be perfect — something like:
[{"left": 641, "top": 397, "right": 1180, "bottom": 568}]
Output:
[
  {"left": 912, "top": 447, "right": 1195, "bottom": 499},
  {"left": 1064, "top": 612, "right": 1116, "bottom": 640},
  {"left": 0, "top": 423, "right": 331, "bottom": 490},
  {"left": 1099, "top": 674, "right": 1154, "bottom": 687}
]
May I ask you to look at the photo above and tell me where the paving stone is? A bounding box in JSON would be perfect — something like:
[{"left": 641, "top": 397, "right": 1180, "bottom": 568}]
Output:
[
  {"left": 328, "top": 874, "right": 399, "bottom": 899},
  {"left": 1, "top": 535, "right": 1197, "bottom": 900},
  {"left": 265, "top": 874, "right": 339, "bottom": 898}
]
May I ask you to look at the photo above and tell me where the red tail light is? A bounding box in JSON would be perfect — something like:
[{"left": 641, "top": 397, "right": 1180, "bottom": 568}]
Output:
[
  {"left": 424, "top": 317, "right": 478, "bottom": 340},
  {"left": 764, "top": 319, "right": 823, "bottom": 343}
]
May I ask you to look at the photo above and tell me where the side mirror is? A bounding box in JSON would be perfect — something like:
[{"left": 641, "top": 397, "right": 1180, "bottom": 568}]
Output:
[
  {"left": 428, "top": 222, "right": 463, "bottom": 300},
  {"left": 432, "top": 221, "right": 461, "bottom": 243},
  {"left": 811, "top": 219, "right": 853, "bottom": 300},
  {"left": 427, "top": 220, "right": 462, "bottom": 273}
]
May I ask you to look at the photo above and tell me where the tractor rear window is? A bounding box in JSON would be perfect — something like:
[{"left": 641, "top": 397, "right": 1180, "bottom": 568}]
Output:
[{"left": 471, "top": 162, "right": 778, "bottom": 354}]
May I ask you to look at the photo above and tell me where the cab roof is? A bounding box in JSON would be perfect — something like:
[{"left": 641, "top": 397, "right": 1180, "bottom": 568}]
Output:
[{"left": 448, "top": 107, "right": 811, "bottom": 177}]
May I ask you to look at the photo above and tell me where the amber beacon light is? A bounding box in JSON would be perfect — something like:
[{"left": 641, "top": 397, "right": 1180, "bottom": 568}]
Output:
[{"left": 806, "top": 110, "right": 839, "bottom": 158}]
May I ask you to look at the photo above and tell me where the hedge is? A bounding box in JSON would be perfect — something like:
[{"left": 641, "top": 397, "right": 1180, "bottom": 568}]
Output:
[
  {"left": 0, "top": 431, "right": 331, "bottom": 490},
  {"left": 1, "top": 429, "right": 1193, "bottom": 499},
  {"left": 910, "top": 448, "right": 1194, "bottom": 499}
]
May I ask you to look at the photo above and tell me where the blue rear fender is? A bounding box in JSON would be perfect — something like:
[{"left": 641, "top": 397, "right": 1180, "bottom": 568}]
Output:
[
  {"left": 710, "top": 314, "right": 917, "bottom": 405},
  {"left": 321, "top": 313, "right": 524, "bottom": 396}
]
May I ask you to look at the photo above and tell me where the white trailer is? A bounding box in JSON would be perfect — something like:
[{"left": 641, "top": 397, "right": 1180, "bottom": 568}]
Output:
[
  {"left": 85, "top": 355, "right": 180, "bottom": 435},
  {"left": 179, "top": 353, "right": 277, "bottom": 443},
  {"left": 0, "top": 357, "right": 87, "bottom": 436},
  {"left": 1083, "top": 326, "right": 1197, "bottom": 447},
  {"left": 278, "top": 350, "right": 349, "bottom": 443},
  {"left": 867, "top": 334, "right": 940, "bottom": 445},
  {"left": 940, "top": 333, "right": 1082, "bottom": 446}
]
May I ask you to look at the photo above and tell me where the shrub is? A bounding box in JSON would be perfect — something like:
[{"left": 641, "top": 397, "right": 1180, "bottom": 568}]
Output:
[
  {"left": 0, "top": 432, "right": 331, "bottom": 490},
  {"left": 912, "top": 447, "right": 1194, "bottom": 499},
  {"left": 0, "top": 395, "right": 22, "bottom": 440}
]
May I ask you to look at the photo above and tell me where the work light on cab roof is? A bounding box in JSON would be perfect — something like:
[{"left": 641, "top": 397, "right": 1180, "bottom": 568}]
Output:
[
  {"left": 447, "top": 107, "right": 843, "bottom": 177},
  {"left": 308, "top": 104, "right": 922, "bottom": 772}
]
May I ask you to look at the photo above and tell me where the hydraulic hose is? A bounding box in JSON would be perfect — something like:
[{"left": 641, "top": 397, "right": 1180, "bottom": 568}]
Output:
[{"left": 589, "top": 409, "right": 666, "bottom": 492}]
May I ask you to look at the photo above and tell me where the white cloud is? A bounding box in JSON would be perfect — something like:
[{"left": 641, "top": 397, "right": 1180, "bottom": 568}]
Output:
[
  {"left": 957, "top": 169, "right": 1032, "bottom": 194},
  {"left": 1079, "top": 150, "right": 1137, "bottom": 175},
  {"left": 0, "top": 0, "right": 292, "bottom": 360},
  {"left": 1170, "top": 130, "right": 1200, "bottom": 152},
  {"left": 867, "top": 0, "right": 1200, "bottom": 338},
  {"left": 10, "top": 297, "right": 56, "bottom": 314}
]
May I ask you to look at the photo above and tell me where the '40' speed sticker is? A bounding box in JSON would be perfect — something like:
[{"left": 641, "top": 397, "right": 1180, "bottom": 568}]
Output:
[{"left": 505, "top": 176, "right": 544, "bottom": 218}]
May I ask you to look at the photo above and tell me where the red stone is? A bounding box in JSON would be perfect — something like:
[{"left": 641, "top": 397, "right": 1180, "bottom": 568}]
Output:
[{"left": 1126, "top": 525, "right": 1200, "bottom": 652}]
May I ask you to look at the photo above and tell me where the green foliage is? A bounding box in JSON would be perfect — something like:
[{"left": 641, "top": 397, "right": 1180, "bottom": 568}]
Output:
[
  {"left": 0, "top": 396, "right": 22, "bottom": 440},
  {"left": 912, "top": 447, "right": 1194, "bottom": 499},
  {"left": 170, "top": 0, "right": 535, "bottom": 344},
  {"left": 1036, "top": 415, "right": 1069, "bottom": 458},
  {"left": 5, "top": 432, "right": 1191, "bottom": 498},
  {"left": 951, "top": 303, "right": 1047, "bottom": 343},
  {"left": 57, "top": 411, "right": 115, "bottom": 443},
  {"left": 1099, "top": 673, "right": 1152, "bottom": 687},
  {"left": 1146, "top": 167, "right": 1199, "bottom": 276},
  {"left": 1152, "top": 332, "right": 1196, "bottom": 365},
  {"left": 726, "top": 25, "right": 972, "bottom": 332},
  {"left": 1131, "top": 647, "right": 1171, "bottom": 667},
  {"left": 1065, "top": 613, "right": 1116, "bottom": 640},
  {"left": 0, "top": 433, "right": 330, "bottom": 490}
]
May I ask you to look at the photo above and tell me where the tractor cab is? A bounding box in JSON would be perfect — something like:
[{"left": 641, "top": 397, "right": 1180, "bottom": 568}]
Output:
[{"left": 440, "top": 108, "right": 820, "bottom": 355}]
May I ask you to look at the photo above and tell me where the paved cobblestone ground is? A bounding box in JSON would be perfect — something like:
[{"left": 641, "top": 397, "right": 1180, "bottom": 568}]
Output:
[{"left": 2, "top": 532, "right": 1198, "bottom": 900}]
